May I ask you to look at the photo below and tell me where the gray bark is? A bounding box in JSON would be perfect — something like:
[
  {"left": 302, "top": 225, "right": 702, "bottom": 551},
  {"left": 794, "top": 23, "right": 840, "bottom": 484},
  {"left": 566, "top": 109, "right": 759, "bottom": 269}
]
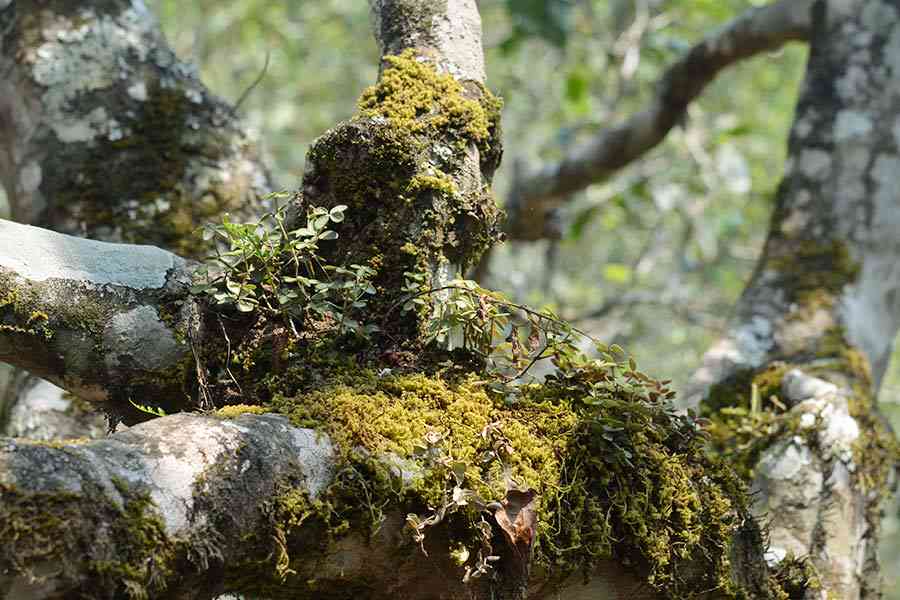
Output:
[
  {"left": 0, "top": 219, "right": 198, "bottom": 422},
  {"left": 0, "top": 0, "right": 273, "bottom": 436},
  {"left": 506, "top": 0, "right": 813, "bottom": 241},
  {"left": 687, "top": 1, "right": 900, "bottom": 597},
  {"left": 0, "top": 0, "right": 270, "bottom": 247},
  {"left": 0, "top": 2, "right": 668, "bottom": 598}
]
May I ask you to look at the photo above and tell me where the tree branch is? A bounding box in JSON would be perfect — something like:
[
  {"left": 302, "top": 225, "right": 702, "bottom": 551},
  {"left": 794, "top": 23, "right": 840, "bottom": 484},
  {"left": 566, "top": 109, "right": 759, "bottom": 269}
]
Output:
[
  {"left": 0, "top": 219, "right": 197, "bottom": 421},
  {"left": 0, "top": 410, "right": 691, "bottom": 599},
  {"left": 506, "top": 0, "right": 813, "bottom": 241},
  {"left": 0, "top": 0, "right": 274, "bottom": 436},
  {"left": 369, "top": 0, "right": 486, "bottom": 83},
  {"left": 684, "top": 0, "right": 900, "bottom": 594},
  {"left": 0, "top": 412, "right": 340, "bottom": 599}
]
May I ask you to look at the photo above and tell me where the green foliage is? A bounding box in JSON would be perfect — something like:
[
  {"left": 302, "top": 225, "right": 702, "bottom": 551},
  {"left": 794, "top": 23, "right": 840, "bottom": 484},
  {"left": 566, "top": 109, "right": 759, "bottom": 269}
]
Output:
[
  {"left": 265, "top": 354, "right": 750, "bottom": 597},
  {"left": 191, "top": 199, "right": 378, "bottom": 338},
  {"left": 399, "top": 275, "right": 591, "bottom": 386},
  {"left": 502, "top": 0, "right": 575, "bottom": 49},
  {"left": 128, "top": 399, "right": 169, "bottom": 419}
]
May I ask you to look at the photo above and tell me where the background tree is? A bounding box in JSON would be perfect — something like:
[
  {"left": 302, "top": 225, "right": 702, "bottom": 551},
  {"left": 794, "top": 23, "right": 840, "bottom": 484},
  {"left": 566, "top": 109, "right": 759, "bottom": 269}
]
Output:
[{"left": 0, "top": 0, "right": 898, "bottom": 598}]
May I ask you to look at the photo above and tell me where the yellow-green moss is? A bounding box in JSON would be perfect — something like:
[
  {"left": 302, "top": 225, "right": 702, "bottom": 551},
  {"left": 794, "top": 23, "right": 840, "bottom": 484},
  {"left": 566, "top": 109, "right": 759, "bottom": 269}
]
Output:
[
  {"left": 768, "top": 554, "right": 821, "bottom": 599},
  {"left": 0, "top": 271, "right": 111, "bottom": 339},
  {"left": 359, "top": 50, "right": 499, "bottom": 150},
  {"left": 216, "top": 404, "right": 269, "bottom": 418},
  {"left": 407, "top": 173, "right": 458, "bottom": 196},
  {"left": 0, "top": 290, "right": 53, "bottom": 339},
  {"left": 0, "top": 479, "right": 175, "bottom": 599},
  {"left": 301, "top": 48, "right": 503, "bottom": 311},
  {"left": 262, "top": 365, "right": 753, "bottom": 598}
]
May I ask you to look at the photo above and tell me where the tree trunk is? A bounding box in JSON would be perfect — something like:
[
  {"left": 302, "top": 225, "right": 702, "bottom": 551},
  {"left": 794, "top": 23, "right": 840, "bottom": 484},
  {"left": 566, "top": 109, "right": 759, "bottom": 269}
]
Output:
[{"left": 687, "top": 0, "right": 900, "bottom": 596}]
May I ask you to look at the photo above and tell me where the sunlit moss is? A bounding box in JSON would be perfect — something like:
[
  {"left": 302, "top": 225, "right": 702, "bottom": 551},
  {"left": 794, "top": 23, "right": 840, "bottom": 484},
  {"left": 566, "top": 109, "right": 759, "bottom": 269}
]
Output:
[
  {"left": 260, "top": 362, "right": 755, "bottom": 598},
  {"left": 215, "top": 404, "right": 269, "bottom": 418}
]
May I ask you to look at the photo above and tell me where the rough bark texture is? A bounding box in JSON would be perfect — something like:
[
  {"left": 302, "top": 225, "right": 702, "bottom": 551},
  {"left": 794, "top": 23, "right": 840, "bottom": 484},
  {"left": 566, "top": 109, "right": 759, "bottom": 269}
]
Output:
[
  {"left": 687, "top": 0, "right": 900, "bottom": 597},
  {"left": 0, "top": 219, "right": 198, "bottom": 423},
  {"left": 0, "top": 0, "right": 272, "bottom": 436},
  {"left": 0, "top": 0, "right": 270, "bottom": 252},
  {"left": 506, "top": 0, "right": 813, "bottom": 241},
  {"left": 0, "top": 2, "right": 706, "bottom": 599},
  {"left": 0, "top": 411, "right": 675, "bottom": 600}
]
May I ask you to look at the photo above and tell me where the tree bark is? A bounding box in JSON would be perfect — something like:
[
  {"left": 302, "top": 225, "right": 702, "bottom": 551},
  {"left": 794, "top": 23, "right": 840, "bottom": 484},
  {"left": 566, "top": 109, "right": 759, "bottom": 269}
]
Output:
[
  {"left": 0, "top": 0, "right": 896, "bottom": 599},
  {"left": 0, "top": 0, "right": 273, "bottom": 435},
  {"left": 0, "top": 0, "right": 270, "bottom": 250},
  {"left": 687, "top": 1, "right": 900, "bottom": 596},
  {"left": 0, "top": 219, "right": 198, "bottom": 422}
]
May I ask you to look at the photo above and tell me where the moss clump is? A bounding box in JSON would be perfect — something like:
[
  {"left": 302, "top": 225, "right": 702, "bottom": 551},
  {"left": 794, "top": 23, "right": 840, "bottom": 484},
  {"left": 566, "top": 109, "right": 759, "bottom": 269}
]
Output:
[
  {"left": 705, "top": 363, "right": 792, "bottom": 415},
  {"left": 702, "top": 363, "right": 795, "bottom": 483},
  {"left": 0, "top": 479, "right": 175, "bottom": 599},
  {"left": 767, "top": 239, "right": 860, "bottom": 305},
  {"left": 260, "top": 361, "right": 753, "bottom": 598},
  {"left": 215, "top": 404, "right": 269, "bottom": 418},
  {"left": 358, "top": 51, "right": 500, "bottom": 153},
  {"left": 299, "top": 49, "right": 503, "bottom": 328},
  {"left": 768, "top": 554, "right": 821, "bottom": 599},
  {"left": 0, "top": 290, "right": 53, "bottom": 339}
]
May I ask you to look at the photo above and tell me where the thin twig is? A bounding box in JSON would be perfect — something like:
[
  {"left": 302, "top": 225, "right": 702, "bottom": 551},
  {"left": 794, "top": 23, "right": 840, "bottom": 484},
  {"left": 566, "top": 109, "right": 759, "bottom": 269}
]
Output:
[
  {"left": 219, "top": 316, "right": 243, "bottom": 395},
  {"left": 235, "top": 50, "right": 271, "bottom": 112}
]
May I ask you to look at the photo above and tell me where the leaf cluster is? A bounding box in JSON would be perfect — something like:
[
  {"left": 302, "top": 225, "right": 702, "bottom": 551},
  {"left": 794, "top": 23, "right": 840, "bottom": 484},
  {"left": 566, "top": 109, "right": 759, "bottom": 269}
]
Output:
[{"left": 191, "top": 197, "right": 378, "bottom": 337}]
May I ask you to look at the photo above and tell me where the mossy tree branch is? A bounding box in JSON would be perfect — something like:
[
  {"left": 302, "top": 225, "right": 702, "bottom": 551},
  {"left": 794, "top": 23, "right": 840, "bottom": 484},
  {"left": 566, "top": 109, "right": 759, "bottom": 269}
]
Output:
[
  {"left": 0, "top": 0, "right": 273, "bottom": 436},
  {"left": 0, "top": 219, "right": 198, "bottom": 424},
  {"left": 0, "top": 0, "right": 893, "bottom": 599}
]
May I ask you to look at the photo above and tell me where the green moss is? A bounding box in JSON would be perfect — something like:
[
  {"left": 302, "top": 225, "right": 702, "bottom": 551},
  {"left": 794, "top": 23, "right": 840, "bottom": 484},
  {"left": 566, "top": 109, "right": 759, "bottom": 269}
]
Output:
[
  {"left": 215, "top": 404, "right": 269, "bottom": 418},
  {"left": 0, "top": 271, "right": 112, "bottom": 340},
  {"left": 0, "top": 290, "right": 53, "bottom": 339},
  {"left": 301, "top": 49, "right": 503, "bottom": 325},
  {"left": 768, "top": 240, "right": 860, "bottom": 305},
  {"left": 407, "top": 172, "right": 458, "bottom": 196},
  {"left": 768, "top": 554, "right": 821, "bottom": 599},
  {"left": 0, "top": 479, "right": 175, "bottom": 599},
  {"left": 359, "top": 51, "right": 497, "bottom": 149},
  {"left": 705, "top": 363, "right": 792, "bottom": 415},
  {"left": 260, "top": 364, "right": 753, "bottom": 598}
]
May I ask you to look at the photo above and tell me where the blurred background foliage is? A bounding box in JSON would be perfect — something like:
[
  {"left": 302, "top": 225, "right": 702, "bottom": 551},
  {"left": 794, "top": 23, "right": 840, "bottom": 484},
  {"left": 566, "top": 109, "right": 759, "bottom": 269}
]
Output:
[{"left": 0, "top": 0, "right": 888, "bottom": 591}]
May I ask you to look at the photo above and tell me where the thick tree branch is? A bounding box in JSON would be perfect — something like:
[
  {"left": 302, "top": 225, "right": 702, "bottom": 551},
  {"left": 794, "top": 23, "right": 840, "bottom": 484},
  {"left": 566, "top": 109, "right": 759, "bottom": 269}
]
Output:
[
  {"left": 0, "top": 411, "right": 675, "bottom": 599},
  {"left": 0, "top": 0, "right": 274, "bottom": 435},
  {"left": 0, "top": 413, "right": 337, "bottom": 599},
  {"left": 506, "top": 0, "right": 813, "bottom": 241},
  {"left": 0, "top": 219, "right": 197, "bottom": 421}
]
